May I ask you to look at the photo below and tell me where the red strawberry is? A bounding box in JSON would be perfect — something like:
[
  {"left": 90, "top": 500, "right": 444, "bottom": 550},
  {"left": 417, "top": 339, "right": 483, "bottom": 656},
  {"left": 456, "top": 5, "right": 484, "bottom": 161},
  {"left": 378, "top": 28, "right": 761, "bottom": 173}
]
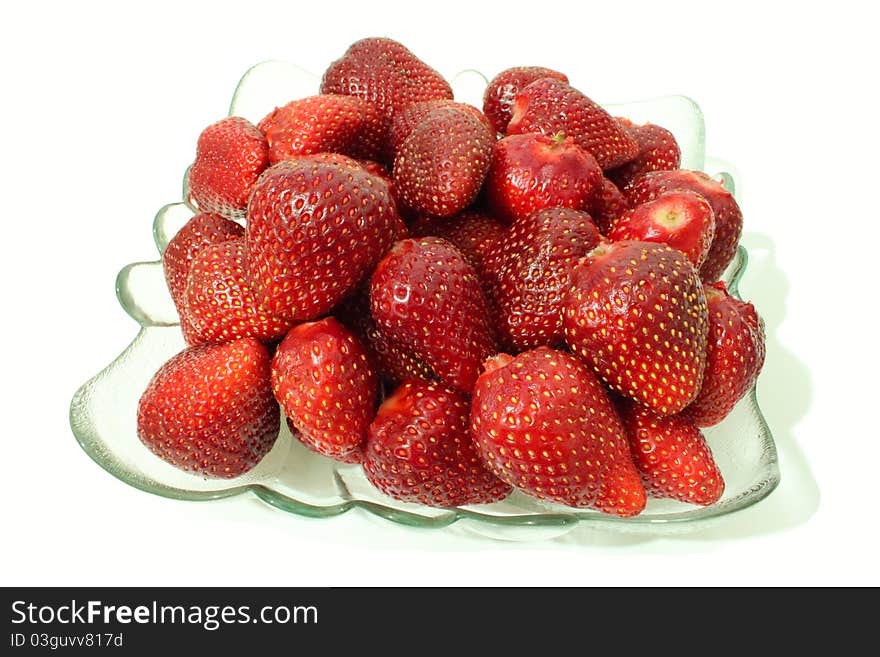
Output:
[
  {"left": 489, "top": 208, "right": 602, "bottom": 351},
  {"left": 482, "top": 66, "right": 569, "bottom": 135},
  {"left": 257, "top": 94, "right": 384, "bottom": 164},
  {"left": 609, "top": 190, "right": 716, "bottom": 268},
  {"left": 607, "top": 120, "right": 681, "bottom": 190},
  {"left": 387, "top": 99, "right": 492, "bottom": 161},
  {"left": 483, "top": 133, "right": 602, "bottom": 225},
  {"left": 506, "top": 78, "right": 638, "bottom": 170},
  {"left": 408, "top": 210, "right": 506, "bottom": 275},
  {"left": 320, "top": 37, "right": 453, "bottom": 153},
  {"left": 687, "top": 282, "right": 766, "bottom": 427},
  {"left": 393, "top": 106, "right": 494, "bottom": 217},
  {"left": 271, "top": 318, "right": 378, "bottom": 462},
  {"left": 137, "top": 338, "right": 280, "bottom": 478},
  {"left": 470, "top": 348, "right": 646, "bottom": 516},
  {"left": 370, "top": 237, "right": 497, "bottom": 393},
  {"left": 245, "top": 154, "right": 400, "bottom": 322},
  {"left": 187, "top": 116, "right": 269, "bottom": 220},
  {"left": 182, "top": 240, "right": 292, "bottom": 345},
  {"left": 363, "top": 379, "right": 512, "bottom": 506},
  {"left": 161, "top": 212, "right": 244, "bottom": 344},
  {"left": 589, "top": 176, "right": 630, "bottom": 235},
  {"left": 564, "top": 240, "right": 709, "bottom": 416},
  {"left": 335, "top": 284, "right": 435, "bottom": 386},
  {"left": 624, "top": 170, "right": 743, "bottom": 282},
  {"left": 621, "top": 401, "right": 724, "bottom": 506}
]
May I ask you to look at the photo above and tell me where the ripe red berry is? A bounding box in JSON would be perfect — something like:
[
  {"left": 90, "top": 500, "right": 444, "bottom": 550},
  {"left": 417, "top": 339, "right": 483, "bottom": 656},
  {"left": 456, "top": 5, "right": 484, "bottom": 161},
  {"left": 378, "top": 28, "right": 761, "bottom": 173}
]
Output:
[
  {"left": 624, "top": 170, "right": 743, "bottom": 283},
  {"left": 470, "top": 348, "right": 646, "bottom": 516},
  {"left": 607, "top": 119, "right": 681, "bottom": 190},
  {"left": 271, "top": 318, "right": 378, "bottom": 463},
  {"left": 258, "top": 94, "right": 384, "bottom": 163},
  {"left": 363, "top": 379, "right": 512, "bottom": 507},
  {"left": 609, "top": 190, "right": 716, "bottom": 268},
  {"left": 187, "top": 117, "right": 269, "bottom": 220},
  {"left": 506, "top": 78, "right": 638, "bottom": 169},
  {"left": 245, "top": 154, "right": 400, "bottom": 322},
  {"left": 483, "top": 66, "right": 569, "bottom": 135},
  {"left": 137, "top": 338, "right": 280, "bottom": 479},
  {"left": 621, "top": 401, "right": 724, "bottom": 506},
  {"left": 161, "top": 212, "right": 244, "bottom": 345},
  {"left": 370, "top": 237, "right": 497, "bottom": 393},
  {"left": 484, "top": 132, "right": 602, "bottom": 225},
  {"left": 393, "top": 106, "right": 494, "bottom": 217},
  {"left": 182, "top": 240, "right": 292, "bottom": 345},
  {"left": 564, "top": 240, "right": 709, "bottom": 416},
  {"left": 687, "top": 282, "right": 766, "bottom": 427}
]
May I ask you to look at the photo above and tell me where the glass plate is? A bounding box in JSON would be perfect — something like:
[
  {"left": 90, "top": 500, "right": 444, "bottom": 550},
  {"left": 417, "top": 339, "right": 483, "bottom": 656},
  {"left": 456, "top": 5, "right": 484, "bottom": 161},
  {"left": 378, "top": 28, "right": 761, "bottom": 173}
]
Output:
[{"left": 69, "top": 61, "right": 779, "bottom": 540}]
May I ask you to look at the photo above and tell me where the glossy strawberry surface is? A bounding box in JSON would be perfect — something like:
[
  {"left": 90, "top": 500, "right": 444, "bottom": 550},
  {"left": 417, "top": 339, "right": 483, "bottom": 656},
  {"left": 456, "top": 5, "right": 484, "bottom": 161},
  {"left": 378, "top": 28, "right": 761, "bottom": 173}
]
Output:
[
  {"left": 487, "top": 208, "right": 602, "bottom": 351},
  {"left": 137, "top": 338, "right": 280, "bottom": 479},
  {"left": 370, "top": 237, "right": 497, "bottom": 393},
  {"left": 621, "top": 401, "right": 724, "bottom": 506},
  {"left": 609, "top": 190, "right": 716, "bottom": 268},
  {"left": 183, "top": 240, "right": 292, "bottom": 345},
  {"left": 393, "top": 106, "right": 494, "bottom": 217},
  {"left": 245, "top": 154, "right": 400, "bottom": 322},
  {"left": 482, "top": 66, "right": 569, "bottom": 135},
  {"left": 687, "top": 282, "right": 766, "bottom": 427},
  {"left": 386, "top": 99, "right": 491, "bottom": 161},
  {"left": 363, "top": 379, "right": 512, "bottom": 507},
  {"left": 188, "top": 116, "right": 269, "bottom": 220},
  {"left": 162, "top": 212, "right": 244, "bottom": 344},
  {"left": 320, "top": 37, "right": 453, "bottom": 152},
  {"left": 271, "top": 318, "right": 378, "bottom": 462},
  {"left": 624, "top": 170, "right": 743, "bottom": 283},
  {"left": 484, "top": 133, "right": 602, "bottom": 225},
  {"left": 470, "top": 348, "right": 646, "bottom": 516},
  {"left": 564, "top": 240, "right": 709, "bottom": 416},
  {"left": 607, "top": 120, "right": 681, "bottom": 190},
  {"left": 506, "top": 78, "right": 638, "bottom": 170},
  {"left": 258, "top": 94, "right": 384, "bottom": 163},
  {"left": 589, "top": 176, "right": 630, "bottom": 235}
]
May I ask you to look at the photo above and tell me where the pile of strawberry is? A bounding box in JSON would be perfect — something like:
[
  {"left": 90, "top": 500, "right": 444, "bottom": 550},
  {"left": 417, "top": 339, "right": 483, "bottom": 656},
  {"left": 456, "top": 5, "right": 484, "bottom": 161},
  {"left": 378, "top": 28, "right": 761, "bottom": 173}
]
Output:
[{"left": 137, "top": 38, "right": 766, "bottom": 517}]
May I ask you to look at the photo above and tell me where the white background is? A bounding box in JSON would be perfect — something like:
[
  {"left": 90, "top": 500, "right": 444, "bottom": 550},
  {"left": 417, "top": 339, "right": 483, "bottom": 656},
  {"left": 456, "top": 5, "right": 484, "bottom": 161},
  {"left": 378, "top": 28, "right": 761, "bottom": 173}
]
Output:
[{"left": 2, "top": 0, "right": 878, "bottom": 586}]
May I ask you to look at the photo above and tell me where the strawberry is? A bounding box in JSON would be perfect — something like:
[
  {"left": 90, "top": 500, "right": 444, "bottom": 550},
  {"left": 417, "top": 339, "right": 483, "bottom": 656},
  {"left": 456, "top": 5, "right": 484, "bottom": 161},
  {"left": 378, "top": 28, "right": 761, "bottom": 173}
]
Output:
[
  {"left": 607, "top": 120, "right": 681, "bottom": 190},
  {"left": 257, "top": 94, "right": 384, "bottom": 164},
  {"left": 187, "top": 116, "right": 269, "bottom": 220},
  {"left": 621, "top": 401, "right": 724, "bottom": 506},
  {"left": 687, "top": 282, "right": 766, "bottom": 427},
  {"left": 393, "top": 106, "right": 494, "bottom": 217},
  {"left": 609, "top": 190, "right": 716, "bottom": 268},
  {"left": 564, "top": 240, "right": 709, "bottom": 416},
  {"left": 387, "top": 99, "right": 492, "bottom": 161},
  {"left": 161, "top": 212, "right": 244, "bottom": 344},
  {"left": 488, "top": 208, "right": 602, "bottom": 351},
  {"left": 363, "top": 379, "right": 512, "bottom": 506},
  {"left": 320, "top": 37, "right": 453, "bottom": 153},
  {"left": 589, "top": 176, "right": 630, "bottom": 235},
  {"left": 482, "top": 66, "right": 569, "bottom": 135},
  {"left": 506, "top": 78, "right": 638, "bottom": 170},
  {"left": 245, "top": 154, "right": 400, "bottom": 322},
  {"left": 624, "top": 170, "right": 743, "bottom": 283},
  {"left": 483, "top": 132, "right": 603, "bottom": 225},
  {"left": 408, "top": 210, "right": 506, "bottom": 275},
  {"left": 470, "top": 348, "right": 646, "bottom": 516},
  {"left": 370, "top": 237, "right": 497, "bottom": 393},
  {"left": 335, "top": 284, "right": 434, "bottom": 386},
  {"left": 137, "top": 338, "right": 280, "bottom": 478},
  {"left": 271, "top": 318, "right": 378, "bottom": 462},
  {"left": 182, "top": 240, "right": 292, "bottom": 345}
]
